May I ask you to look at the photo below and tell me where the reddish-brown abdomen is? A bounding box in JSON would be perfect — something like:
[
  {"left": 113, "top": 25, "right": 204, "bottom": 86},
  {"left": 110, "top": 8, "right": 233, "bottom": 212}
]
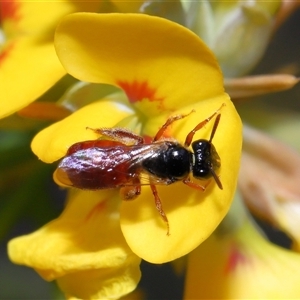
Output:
[{"left": 58, "top": 143, "right": 138, "bottom": 190}]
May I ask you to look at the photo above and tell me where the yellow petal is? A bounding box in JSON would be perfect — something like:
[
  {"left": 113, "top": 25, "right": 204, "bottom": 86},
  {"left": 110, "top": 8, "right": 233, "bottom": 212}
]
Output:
[
  {"left": 120, "top": 96, "right": 242, "bottom": 263},
  {"left": 185, "top": 219, "right": 300, "bottom": 299},
  {"left": 0, "top": 1, "right": 101, "bottom": 118},
  {"left": 31, "top": 100, "right": 134, "bottom": 163},
  {"left": 54, "top": 13, "right": 224, "bottom": 116},
  {"left": 8, "top": 189, "right": 141, "bottom": 300},
  {"left": 1, "top": 37, "right": 66, "bottom": 118}
]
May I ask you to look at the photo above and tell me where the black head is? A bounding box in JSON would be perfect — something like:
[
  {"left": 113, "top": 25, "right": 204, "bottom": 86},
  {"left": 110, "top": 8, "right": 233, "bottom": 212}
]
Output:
[
  {"left": 189, "top": 111, "right": 223, "bottom": 189},
  {"left": 191, "top": 139, "right": 222, "bottom": 189}
]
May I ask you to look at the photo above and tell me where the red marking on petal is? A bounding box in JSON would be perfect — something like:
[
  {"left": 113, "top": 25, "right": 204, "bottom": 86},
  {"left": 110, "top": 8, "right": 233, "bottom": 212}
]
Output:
[
  {"left": 224, "top": 244, "right": 248, "bottom": 274},
  {"left": 117, "top": 80, "right": 165, "bottom": 109},
  {"left": 117, "top": 80, "right": 155, "bottom": 102},
  {"left": 0, "top": 0, "right": 20, "bottom": 22},
  {"left": 85, "top": 201, "right": 106, "bottom": 222},
  {"left": 0, "top": 43, "right": 14, "bottom": 64}
]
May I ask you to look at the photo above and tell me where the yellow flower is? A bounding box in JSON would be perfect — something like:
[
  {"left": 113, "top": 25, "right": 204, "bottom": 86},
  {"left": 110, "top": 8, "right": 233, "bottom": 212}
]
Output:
[
  {"left": 44, "top": 13, "right": 242, "bottom": 261},
  {"left": 184, "top": 198, "right": 300, "bottom": 299},
  {"left": 9, "top": 13, "right": 241, "bottom": 298},
  {"left": 0, "top": 1, "right": 101, "bottom": 118}
]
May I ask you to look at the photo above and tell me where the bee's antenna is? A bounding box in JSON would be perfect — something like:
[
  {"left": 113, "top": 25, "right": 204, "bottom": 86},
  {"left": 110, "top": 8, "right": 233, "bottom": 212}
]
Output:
[
  {"left": 209, "top": 113, "right": 221, "bottom": 143},
  {"left": 210, "top": 167, "right": 223, "bottom": 190}
]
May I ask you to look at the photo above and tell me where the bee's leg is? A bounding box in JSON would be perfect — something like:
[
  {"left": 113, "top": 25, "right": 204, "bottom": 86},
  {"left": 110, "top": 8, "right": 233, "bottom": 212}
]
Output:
[
  {"left": 182, "top": 177, "right": 209, "bottom": 191},
  {"left": 120, "top": 177, "right": 141, "bottom": 200},
  {"left": 153, "top": 110, "right": 195, "bottom": 142},
  {"left": 184, "top": 103, "right": 225, "bottom": 147},
  {"left": 86, "top": 127, "right": 144, "bottom": 145},
  {"left": 150, "top": 184, "right": 170, "bottom": 236},
  {"left": 120, "top": 185, "right": 141, "bottom": 200}
]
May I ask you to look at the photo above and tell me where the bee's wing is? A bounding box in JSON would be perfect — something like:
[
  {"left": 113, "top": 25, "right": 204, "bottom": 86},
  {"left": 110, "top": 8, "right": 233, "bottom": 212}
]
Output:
[{"left": 54, "top": 142, "right": 169, "bottom": 189}]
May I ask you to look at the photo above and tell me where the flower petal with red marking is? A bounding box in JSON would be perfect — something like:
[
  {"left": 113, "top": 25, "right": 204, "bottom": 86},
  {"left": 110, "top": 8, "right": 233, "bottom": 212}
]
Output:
[
  {"left": 33, "top": 13, "right": 242, "bottom": 264},
  {"left": 55, "top": 13, "right": 224, "bottom": 116}
]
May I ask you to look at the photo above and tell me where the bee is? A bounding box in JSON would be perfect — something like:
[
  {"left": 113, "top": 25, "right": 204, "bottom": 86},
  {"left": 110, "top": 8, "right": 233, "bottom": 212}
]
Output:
[{"left": 54, "top": 104, "right": 224, "bottom": 234}]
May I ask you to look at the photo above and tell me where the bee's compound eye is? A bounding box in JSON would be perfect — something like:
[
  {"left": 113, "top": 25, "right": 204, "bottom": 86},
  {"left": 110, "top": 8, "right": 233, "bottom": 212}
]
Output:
[{"left": 193, "top": 164, "right": 211, "bottom": 178}]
